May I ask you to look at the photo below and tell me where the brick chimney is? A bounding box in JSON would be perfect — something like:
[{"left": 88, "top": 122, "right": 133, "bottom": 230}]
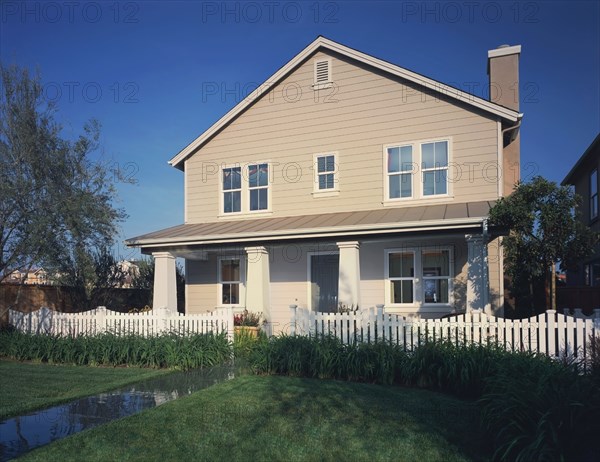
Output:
[{"left": 488, "top": 44, "right": 521, "bottom": 194}]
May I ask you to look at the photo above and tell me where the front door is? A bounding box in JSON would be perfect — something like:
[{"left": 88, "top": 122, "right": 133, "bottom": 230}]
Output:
[{"left": 310, "top": 253, "right": 339, "bottom": 313}]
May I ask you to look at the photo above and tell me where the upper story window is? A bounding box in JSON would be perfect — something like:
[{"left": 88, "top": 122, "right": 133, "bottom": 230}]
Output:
[
  {"left": 223, "top": 167, "right": 241, "bottom": 213},
  {"left": 591, "top": 169, "right": 598, "bottom": 221},
  {"left": 221, "top": 163, "right": 270, "bottom": 215},
  {"left": 249, "top": 163, "right": 269, "bottom": 211},
  {"left": 421, "top": 141, "right": 448, "bottom": 196},
  {"left": 317, "top": 155, "right": 336, "bottom": 190},
  {"left": 384, "top": 139, "right": 450, "bottom": 203},
  {"left": 312, "top": 153, "right": 339, "bottom": 197},
  {"left": 387, "top": 145, "right": 413, "bottom": 199}
]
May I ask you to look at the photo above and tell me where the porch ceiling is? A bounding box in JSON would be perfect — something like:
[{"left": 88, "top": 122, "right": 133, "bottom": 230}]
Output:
[{"left": 125, "top": 201, "right": 494, "bottom": 249}]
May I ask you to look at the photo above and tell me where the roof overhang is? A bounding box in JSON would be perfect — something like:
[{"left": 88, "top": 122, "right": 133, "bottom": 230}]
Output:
[
  {"left": 562, "top": 132, "right": 600, "bottom": 185},
  {"left": 126, "top": 217, "right": 486, "bottom": 250},
  {"left": 169, "top": 36, "right": 522, "bottom": 170},
  {"left": 127, "top": 201, "right": 495, "bottom": 250}
]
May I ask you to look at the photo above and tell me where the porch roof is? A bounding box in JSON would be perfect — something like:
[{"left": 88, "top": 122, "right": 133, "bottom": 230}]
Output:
[{"left": 125, "top": 201, "right": 494, "bottom": 249}]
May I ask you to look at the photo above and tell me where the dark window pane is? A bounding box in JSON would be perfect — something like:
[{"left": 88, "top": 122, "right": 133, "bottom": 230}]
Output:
[
  {"left": 435, "top": 141, "right": 448, "bottom": 167},
  {"left": 437, "top": 170, "right": 447, "bottom": 195},
  {"left": 258, "top": 164, "right": 268, "bottom": 186},
  {"left": 387, "top": 147, "right": 399, "bottom": 173},
  {"left": 389, "top": 175, "right": 400, "bottom": 198},
  {"left": 325, "top": 156, "right": 335, "bottom": 172},
  {"left": 423, "top": 279, "right": 449, "bottom": 303},
  {"left": 259, "top": 188, "right": 268, "bottom": 210},
  {"left": 400, "top": 173, "right": 411, "bottom": 197},
  {"left": 392, "top": 280, "right": 413, "bottom": 304},
  {"left": 422, "top": 143, "right": 434, "bottom": 169},
  {"left": 423, "top": 172, "right": 435, "bottom": 196},
  {"left": 248, "top": 164, "right": 258, "bottom": 188},
  {"left": 231, "top": 168, "right": 241, "bottom": 189},
  {"left": 389, "top": 253, "right": 414, "bottom": 278},
  {"left": 318, "top": 156, "right": 326, "bottom": 173}
]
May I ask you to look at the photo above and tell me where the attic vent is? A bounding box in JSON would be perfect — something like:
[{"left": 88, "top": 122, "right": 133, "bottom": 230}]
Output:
[{"left": 313, "top": 59, "right": 332, "bottom": 89}]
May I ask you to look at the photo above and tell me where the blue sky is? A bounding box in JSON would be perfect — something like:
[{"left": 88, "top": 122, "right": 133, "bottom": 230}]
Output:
[{"left": 2, "top": 0, "right": 599, "bottom": 260}]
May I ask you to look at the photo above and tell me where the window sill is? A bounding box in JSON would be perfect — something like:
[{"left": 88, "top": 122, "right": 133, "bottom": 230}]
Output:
[
  {"left": 382, "top": 195, "right": 454, "bottom": 207},
  {"left": 311, "top": 189, "right": 340, "bottom": 198},
  {"left": 218, "top": 211, "right": 274, "bottom": 220}
]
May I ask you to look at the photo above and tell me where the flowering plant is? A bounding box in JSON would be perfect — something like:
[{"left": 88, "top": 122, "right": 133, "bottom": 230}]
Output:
[{"left": 233, "top": 309, "right": 263, "bottom": 327}]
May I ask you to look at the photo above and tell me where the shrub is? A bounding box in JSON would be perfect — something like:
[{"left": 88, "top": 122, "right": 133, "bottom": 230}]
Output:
[
  {"left": 480, "top": 353, "right": 600, "bottom": 461},
  {"left": 0, "top": 330, "right": 231, "bottom": 370}
]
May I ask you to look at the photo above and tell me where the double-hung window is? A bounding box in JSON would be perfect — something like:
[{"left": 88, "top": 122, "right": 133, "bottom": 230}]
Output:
[
  {"left": 385, "top": 139, "right": 449, "bottom": 201},
  {"left": 591, "top": 169, "right": 598, "bottom": 221},
  {"left": 387, "top": 146, "right": 413, "bottom": 199},
  {"left": 222, "top": 163, "right": 270, "bottom": 215},
  {"left": 223, "top": 167, "right": 241, "bottom": 214},
  {"left": 219, "top": 258, "right": 242, "bottom": 305},
  {"left": 388, "top": 251, "right": 415, "bottom": 304},
  {"left": 385, "top": 247, "right": 453, "bottom": 307},
  {"left": 421, "top": 141, "right": 448, "bottom": 196},
  {"left": 316, "top": 154, "right": 336, "bottom": 190},
  {"left": 249, "top": 163, "right": 269, "bottom": 211}
]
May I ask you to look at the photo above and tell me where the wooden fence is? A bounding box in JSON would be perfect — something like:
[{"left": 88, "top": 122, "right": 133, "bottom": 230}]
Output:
[
  {"left": 289, "top": 305, "right": 600, "bottom": 363},
  {"left": 8, "top": 306, "right": 234, "bottom": 342}
]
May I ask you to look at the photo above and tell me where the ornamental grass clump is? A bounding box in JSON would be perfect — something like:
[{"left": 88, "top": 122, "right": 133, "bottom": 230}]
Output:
[
  {"left": 0, "top": 330, "right": 231, "bottom": 370},
  {"left": 479, "top": 352, "right": 600, "bottom": 462}
]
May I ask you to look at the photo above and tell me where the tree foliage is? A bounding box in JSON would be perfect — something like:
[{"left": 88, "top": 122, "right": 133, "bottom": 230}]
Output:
[
  {"left": 489, "top": 176, "right": 598, "bottom": 309},
  {"left": 0, "top": 63, "right": 125, "bottom": 285}
]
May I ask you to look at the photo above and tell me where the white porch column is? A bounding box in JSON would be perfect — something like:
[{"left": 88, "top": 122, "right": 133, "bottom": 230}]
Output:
[
  {"left": 337, "top": 241, "right": 361, "bottom": 309},
  {"left": 152, "top": 251, "right": 177, "bottom": 313},
  {"left": 245, "top": 246, "right": 271, "bottom": 322},
  {"left": 465, "top": 235, "right": 490, "bottom": 313}
]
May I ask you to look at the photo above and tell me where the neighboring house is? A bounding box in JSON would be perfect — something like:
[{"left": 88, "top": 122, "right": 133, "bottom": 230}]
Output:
[
  {"left": 126, "top": 37, "right": 522, "bottom": 331},
  {"left": 117, "top": 260, "right": 140, "bottom": 288},
  {"left": 561, "top": 133, "right": 600, "bottom": 286},
  {"left": 3, "top": 268, "right": 49, "bottom": 285}
]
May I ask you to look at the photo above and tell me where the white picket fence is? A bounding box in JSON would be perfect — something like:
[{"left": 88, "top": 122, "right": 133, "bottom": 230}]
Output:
[
  {"left": 8, "top": 306, "right": 234, "bottom": 342},
  {"left": 289, "top": 305, "right": 600, "bottom": 363}
]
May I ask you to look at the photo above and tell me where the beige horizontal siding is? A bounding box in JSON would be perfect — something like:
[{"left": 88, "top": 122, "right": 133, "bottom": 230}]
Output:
[{"left": 186, "top": 50, "right": 500, "bottom": 223}]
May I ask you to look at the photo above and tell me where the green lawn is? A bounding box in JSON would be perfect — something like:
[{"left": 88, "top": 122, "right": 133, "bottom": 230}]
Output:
[
  {"left": 20, "top": 375, "right": 491, "bottom": 462},
  {"left": 0, "top": 360, "right": 169, "bottom": 419}
]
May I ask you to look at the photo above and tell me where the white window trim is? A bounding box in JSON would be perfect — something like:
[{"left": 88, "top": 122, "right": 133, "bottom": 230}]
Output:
[
  {"left": 248, "top": 162, "right": 270, "bottom": 212},
  {"left": 384, "top": 249, "right": 417, "bottom": 308},
  {"left": 383, "top": 137, "right": 453, "bottom": 206},
  {"left": 312, "top": 58, "right": 333, "bottom": 90},
  {"left": 217, "top": 255, "right": 246, "bottom": 307},
  {"left": 219, "top": 161, "right": 273, "bottom": 218},
  {"left": 312, "top": 152, "right": 340, "bottom": 197},
  {"left": 306, "top": 250, "right": 339, "bottom": 312},
  {"left": 384, "top": 247, "right": 454, "bottom": 311}
]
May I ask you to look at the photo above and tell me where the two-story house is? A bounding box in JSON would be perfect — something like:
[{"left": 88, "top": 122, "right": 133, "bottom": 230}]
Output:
[
  {"left": 126, "top": 37, "right": 522, "bottom": 331},
  {"left": 562, "top": 133, "right": 600, "bottom": 286}
]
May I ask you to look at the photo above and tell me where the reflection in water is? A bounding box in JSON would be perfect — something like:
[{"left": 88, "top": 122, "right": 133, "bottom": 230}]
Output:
[{"left": 0, "top": 364, "right": 242, "bottom": 461}]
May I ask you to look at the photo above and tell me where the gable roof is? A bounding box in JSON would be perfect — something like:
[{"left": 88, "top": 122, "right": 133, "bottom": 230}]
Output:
[
  {"left": 562, "top": 132, "right": 600, "bottom": 185},
  {"left": 169, "top": 36, "right": 522, "bottom": 170}
]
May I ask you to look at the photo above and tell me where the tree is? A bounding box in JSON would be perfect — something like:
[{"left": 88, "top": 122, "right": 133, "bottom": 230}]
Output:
[
  {"left": 488, "top": 176, "right": 598, "bottom": 314},
  {"left": 0, "top": 64, "right": 126, "bottom": 303}
]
